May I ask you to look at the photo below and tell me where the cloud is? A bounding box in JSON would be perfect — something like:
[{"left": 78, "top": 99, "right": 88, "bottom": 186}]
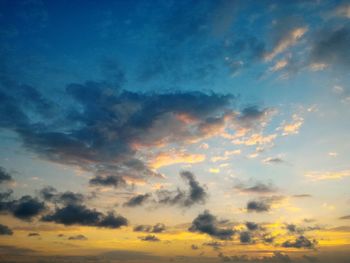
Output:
[
  {"left": 281, "top": 235, "right": 317, "bottom": 249},
  {"left": 0, "top": 166, "right": 13, "bottom": 184},
  {"left": 278, "top": 114, "right": 303, "bottom": 136},
  {"left": 123, "top": 193, "right": 151, "bottom": 207},
  {"left": 330, "top": 3, "right": 350, "bottom": 19},
  {"left": 235, "top": 182, "right": 277, "bottom": 194},
  {"left": 0, "top": 224, "right": 13, "bottom": 235},
  {"left": 239, "top": 231, "right": 253, "bottom": 244},
  {"left": 191, "top": 244, "right": 199, "bottom": 250},
  {"left": 246, "top": 196, "right": 285, "bottom": 213},
  {"left": 133, "top": 223, "right": 165, "bottom": 233},
  {"left": 309, "top": 25, "right": 350, "bottom": 69},
  {"left": 305, "top": 169, "right": 350, "bottom": 181},
  {"left": 39, "top": 186, "right": 84, "bottom": 205},
  {"left": 68, "top": 234, "right": 88, "bottom": 241},
  {"left": 139, "top": 235, "right": 160, "bottom": 242},
  {"left": 293, "top": 194, "right": 312, "bottom": 198},
  {"left": 42, "top": 204, "right": 127, "bottom": 229},
  {"left": 189, "top": 210, "right": 235, "bottom": 240},
  {"left": 89, "top": 175, "right": 127, "bottom": 188},
  {"left": 156, "top": 171, "right": 207, "bottom": 207},
  {"left": 2, "top": 195, "right": 46, "bottom": 221},
  {"left": 263, "top": 157, "right": 285, "bottom": 164},
  {"left": 339, "top": 215, "right": 350, "bottom": 220},
  {"left": 264, "top": 26, "right": 308, "bottom": 61},
  {"left": 149, "top": 150, "right": 205, "bottom": 169},
  {"left": 28, "top": 232, "right": 40, "bottom": 237},
  {"left": 245, "top": 222, "right": 259, "bottom": 231}
]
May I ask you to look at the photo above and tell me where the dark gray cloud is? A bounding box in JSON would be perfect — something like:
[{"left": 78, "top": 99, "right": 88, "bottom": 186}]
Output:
[
  {"left": 39, "top": 186, "right": 84, "bottom": 205},
  {"left": 133, "top": 223, "right": 165, "bottom": 233},
  {"left": 293, "top": 194, "right": 312, "bottom": 198},
  {"left": 1, "top": 79, "right": 239, "bottom": 187},
  {"left": 239, "top": 231, "right": 252, "bottom": 244},
  {"left": 282, "top": 235, "right": 317, "bottom": 249},
  {"left": 246, "top": 196, "right": 285, "bottom": 213},
  {"left": 236, "top": 106, "right": 271, "bottom": 129},
  {"left": 157, "top": 171, "right": 207, "bottom": 207},
  {"left": 68, "top": 234, "right": 88, "bottom": 241},
  {"left": 123, "top": 193, "right": 151, "bottom": 207},
  {"left": 246, "top": 200, "right": 270, "bottom": 212},
  {"left": 310, "top": 25, "right": 350, "bottom": 69},
  {"left": 89, "top": 175, "right": 126, "bottom": 188},
  {"left": 139, "top": 235, "right": 160, "bottom": 242},
  {"left": 6, "top": 195, "right": 46, "bottom": 221},
  {"left": 0, "top": 224, "right": 13, "bottom": 235},
  {"left": 245, "top": 222, "right": 259, "bottom": 231},
  {"left": 42, "top": 204, "right": 127, "bottom": 229},
  {"left": 0, "top": 166, "right": 13, "bottom": 184},
  {"left": 189, "top": 210, "right": 235, "bottom": 240},
  {"left": 235, "top": 182, "right": 277, "bottom": 194}
]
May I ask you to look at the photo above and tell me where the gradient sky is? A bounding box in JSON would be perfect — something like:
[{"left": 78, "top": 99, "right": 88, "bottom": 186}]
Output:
[{"left": 0, "top": 1, "right": 350, "bottom": 262}]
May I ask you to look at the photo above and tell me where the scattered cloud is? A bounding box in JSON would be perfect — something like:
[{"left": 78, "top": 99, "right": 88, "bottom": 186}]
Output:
[
  {"left": 305, "top": 170, "right": 350, "bottom": 181},
  {"left": 0, "top": 224, "right": 13, "bottom": 235},
  {"left": 189, "top": 210, "right": 235, "bottom": 240},
  {"left": 139, "top": 235, "right": 160, "bottom": 242}
]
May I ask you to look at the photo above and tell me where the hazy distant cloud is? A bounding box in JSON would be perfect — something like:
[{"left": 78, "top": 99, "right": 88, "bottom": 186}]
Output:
[
  {"left": 282, "top": 235, "right": 317, "bottom": 249},
  {"left": 293, "top": 194, "right": 312, "bottom": 198},
  {"left": 235, "top": 182, "right": 277, "bottom": 194},
  {"left": 68, "top": 234, "right": 88, "bottom": 241},
  {"left": 305, "top": 169, "right": 350, "bottom": 181},
  {"left": 139, "top": 235, "right": 160, "bottom": 242},
  {"left": 133, "top": 223, "right": 165, "bottom": 233},
  {"left": 189, "top": 210, "right": 235, "bottom": 240},
  {"left": 42, "top": 204, "right": 127, "bottom": 229},
  {"left": 0, "top": 166, "right": 13, "bottom": 184},
  {"left": 28, "top": 232, "right": 40, "bottom": 237},
  {"left": 339, "top": 215, "right": 350, "bottom": 220},
  {"left": 0, "top": 224, "right": 13, "bottom": 235},
  {"left": 263, "top": 157, "right": 285, "bottom": 164},
  {"left": 123, "top": 193, "right": 151, "bottom": 208}
]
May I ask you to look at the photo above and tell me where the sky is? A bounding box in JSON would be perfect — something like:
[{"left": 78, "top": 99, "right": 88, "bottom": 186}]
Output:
[{"left": 0, "top": 0, "right": 350, "bottom": 262}]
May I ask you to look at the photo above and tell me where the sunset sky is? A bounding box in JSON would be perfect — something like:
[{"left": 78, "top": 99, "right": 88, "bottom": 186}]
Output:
[{"left": 0, "top": 1, "right": 350, "bottom": 262}]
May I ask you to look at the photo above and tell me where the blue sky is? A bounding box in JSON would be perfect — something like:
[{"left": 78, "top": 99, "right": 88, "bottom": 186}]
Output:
[{"left": 0, "top": 1, "right": 350, "bottom": 262}]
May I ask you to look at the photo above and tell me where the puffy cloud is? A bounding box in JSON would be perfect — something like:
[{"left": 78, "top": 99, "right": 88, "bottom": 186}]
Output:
[
  {"left": 0, "top": 224, "right": 13, "bottom": 235},
  {"left": 239, "top": 231, "right": 253, "bottom": 244},
  {"left": 282, "top": 235, "right": 317, "bottom": 249},
  {"left": 1, "top": 195, "right": 46, "bottom": 221},
  {"left": 0, "top": 166, "right": 13, "bottom": 184},
  {"left": 278, "top": 114, "right": 303, "bottom": 136},
  {"left": 245, "top": 222, "right": 259, "bottom": 231},
  {"left": 42, "top": 204, "right": 127, "bottom": 229},
  {"left": 189, "top": 210, "right": 235, "bottom": 240}
]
